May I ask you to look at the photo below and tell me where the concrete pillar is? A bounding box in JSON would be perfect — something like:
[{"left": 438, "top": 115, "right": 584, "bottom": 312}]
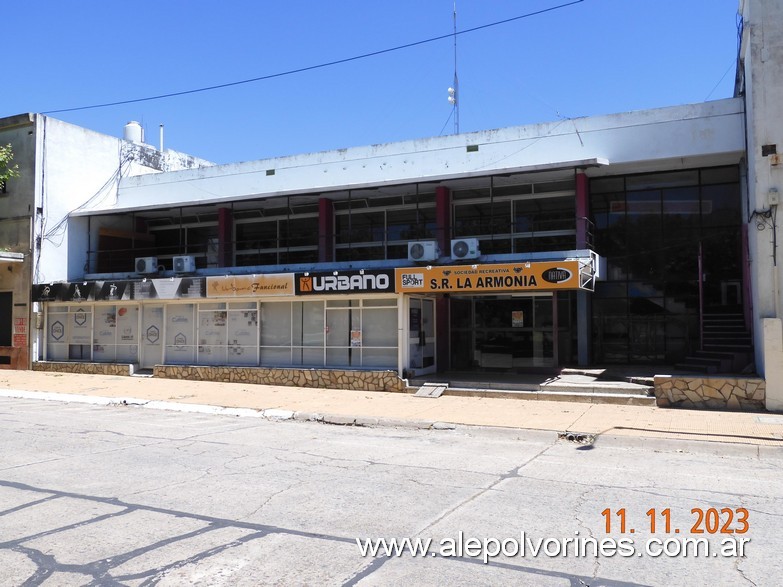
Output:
[
  {"left": 763, "top": 318, "right": 783, "bottom": 412},
  {"left": 217, "top": 208, "right": 232, "bottom": 268},
  {"left": 435, "top": 187, "right": 451, "bottom": 370},
  {"left": 576, "top": 171, "right": 592, "bottom": 366},
  {"left": 318, "top": 198, "right": 334, "bottom": 263}
]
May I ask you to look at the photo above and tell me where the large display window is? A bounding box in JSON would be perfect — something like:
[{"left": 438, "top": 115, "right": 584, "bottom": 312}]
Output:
[
  {"left": 260, "top": 298, "right": 398, "bottom": 368},
  {"left": 44, "top": 297, "right": 399, "bottom": 370},
  {"left": 46, "top": 305, "right": 93, "bottom": 361},
  {"left": 93, "top": 305, "right": 139, "bottom": 363}
]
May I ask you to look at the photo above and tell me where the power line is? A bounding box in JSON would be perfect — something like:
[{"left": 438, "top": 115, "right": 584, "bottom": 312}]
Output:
[{"left": 43, "top": 1, "right": 585, "bottom": 114}]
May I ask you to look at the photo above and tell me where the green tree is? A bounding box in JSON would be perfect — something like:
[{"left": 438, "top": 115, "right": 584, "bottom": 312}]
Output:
[{"left": 0, "top": 143, "right": 20, "bottom": 187}]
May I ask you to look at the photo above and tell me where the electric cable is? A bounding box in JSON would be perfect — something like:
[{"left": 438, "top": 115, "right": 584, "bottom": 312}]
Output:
[{"left": 42, "top": 1, "right": 585, "bottom": 114}]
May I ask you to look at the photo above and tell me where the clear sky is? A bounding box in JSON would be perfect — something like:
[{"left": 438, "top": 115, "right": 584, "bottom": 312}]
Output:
[{"left": 6, "top": 0, "right": 739, "bottom": 165}]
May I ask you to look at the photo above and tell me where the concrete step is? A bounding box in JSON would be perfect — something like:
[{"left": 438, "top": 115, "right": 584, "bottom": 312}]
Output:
[
  {"left": 703, "top": 343, "right": 753, "bottom": 352},
  {"left": 442, "top": 387, "right": 657, "bottom": 406},
  {"left": 675, "top": 362, "right": 718, "bottom": 374}
]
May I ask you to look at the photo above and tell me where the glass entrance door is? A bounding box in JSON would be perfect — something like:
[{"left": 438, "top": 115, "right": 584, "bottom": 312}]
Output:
[
  {"left": 450, "top": 295, "right": 560, "bottom": 371},
  {"left": 408, "top": 297, "right": 436, "bottom": 376}
]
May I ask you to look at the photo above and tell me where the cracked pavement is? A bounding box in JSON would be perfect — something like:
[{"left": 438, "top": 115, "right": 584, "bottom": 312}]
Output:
[{"left": 0, "top": 397, "right": 781, "bottom": 586}]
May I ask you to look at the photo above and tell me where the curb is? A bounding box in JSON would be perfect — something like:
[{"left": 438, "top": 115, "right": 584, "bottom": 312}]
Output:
[
  {"left": 0, "top": 388, "right": 779, "bottom": 457},
  {"left": 0, "top": 389, "right": 456, "bottom": 432}
]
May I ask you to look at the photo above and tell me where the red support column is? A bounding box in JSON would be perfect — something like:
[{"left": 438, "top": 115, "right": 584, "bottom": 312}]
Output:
[
  {"left": 319, "top": 197, "right": 334, "bottom": 263},
  {"left": 218, "top": 208, "right": 233, "bottom": 268},
  {"left": 435, "top": 186, "right": 451, "bottom": 371},
  {"left": 435, "top": 186, "right": 451, "bottom": 253}
]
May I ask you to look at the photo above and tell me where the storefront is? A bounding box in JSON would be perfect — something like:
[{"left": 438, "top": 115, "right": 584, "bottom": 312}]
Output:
[{"left": 32, "top": 256, "right": 597, "bottom": 378}]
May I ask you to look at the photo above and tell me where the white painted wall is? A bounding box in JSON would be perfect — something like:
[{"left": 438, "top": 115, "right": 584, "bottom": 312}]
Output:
[
  {"left": 31, "top": 116, "right": 212, "bottom": 283},
  {"left": 763, "top": 319, "right": 783, "bottom": 410},
  {"left": 99, "top": 99, "right": 745, "bottom": 214},
  {"left": 740, "top": 0, "right": 783, "bottom": 378}
]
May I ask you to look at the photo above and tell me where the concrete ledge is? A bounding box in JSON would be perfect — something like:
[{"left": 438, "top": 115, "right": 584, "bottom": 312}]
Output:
[
  {"left": 152, "top": 364, "right": 408, "bottom": 392},
  {"left": 32, "top": 361, "right": 135, "bottom": 376},
  {"left": 442, "top": 387, "right": 656, "bottom": 406},
  {"left": 654, "top": 375, "right": 766, "bottom": 411}
]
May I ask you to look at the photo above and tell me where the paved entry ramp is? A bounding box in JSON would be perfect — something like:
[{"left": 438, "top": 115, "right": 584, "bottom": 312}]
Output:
[{"left": 414, "top": 382, "right": 449, "bottom": 398}]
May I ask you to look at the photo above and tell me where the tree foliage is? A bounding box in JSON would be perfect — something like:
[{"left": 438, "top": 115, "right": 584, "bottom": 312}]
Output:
[{"left": 0, "top": 143, "right": 20, "bottom": 186}]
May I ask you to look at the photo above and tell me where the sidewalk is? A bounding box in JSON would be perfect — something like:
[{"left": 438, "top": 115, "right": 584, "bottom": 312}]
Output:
[{"left": 0, "top": 370, "right": 781, "bottom": 447}]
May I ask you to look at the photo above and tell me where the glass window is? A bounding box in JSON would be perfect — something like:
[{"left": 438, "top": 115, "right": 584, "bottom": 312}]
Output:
[
  {"left": 198, "top": 306, "right": 227, "bottom": 365},
  {"left": 46, "top": 307, "right": 69, "bottom": 361},
  {"left": 362, "top": 298, "right": 397, "bottom": 307},
  {"left": 116, "top": 305, "right": 139, "bottom": 363},
  {"left": 93, "top": 306, "right": 117, "bottom": 363},
  {"left": 626, "top": 170, "right": 698, "bottom": 190},
  {"left": 589, "top": 166, "right": 741, "bottom": 364},
  {"left": 362, "top": 308, "right": 397, "bottom": 347},
  {"left": 260, "top": 302, "right": 292, "bottom": 346},
  {"left": 165, "top": 304, "right": 195, "bottom": 365},
  {"left": 701, "top": 184, "right": 741, "bottom": 228},
  {"left": 701, "top": 166, "right": 739, "bottom": 185},
  {"left": 281, "top": 217, "right": 319, "bottom": 248},
  {"left": 227, "top": 306, "right": 258, "bottom": 365},
  {"left": 335, "top": 211, "right": 385, "bottom": 245}
]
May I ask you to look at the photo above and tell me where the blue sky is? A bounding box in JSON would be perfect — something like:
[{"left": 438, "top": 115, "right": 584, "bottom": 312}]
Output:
[{"left": 6, "top": 0, "right": 739, "bottom": 164}]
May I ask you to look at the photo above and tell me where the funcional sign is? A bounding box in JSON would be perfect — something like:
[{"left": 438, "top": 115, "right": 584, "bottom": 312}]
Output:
[
  {"left": 206, "top": 274, "right": 294, "bottom": 298},
  {"left": 395, "top": 261, "right": 584, "bottom": 293},
  {"left": 295, "top": 269, "right": 395, "bottom": 295}
]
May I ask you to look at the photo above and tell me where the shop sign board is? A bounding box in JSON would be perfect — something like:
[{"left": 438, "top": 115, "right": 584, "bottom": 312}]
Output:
[
  {"left": 207, "top": 274, "right": 294, "bottom": 298},
  {"left": 295, "top": 269, "right": 395, "bottom": 295},
  {"left": 395, "top": 261, "right": 583, "bottom": 293}
]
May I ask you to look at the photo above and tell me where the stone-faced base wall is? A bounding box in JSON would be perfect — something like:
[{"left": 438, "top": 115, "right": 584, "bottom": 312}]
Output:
[
  {"left": 153, "top": 365, "right": 407, "bottom": 393},
  {"left": 654, "top": 376, "right": 766, "bottom": 410},
  {"left": 32, "top": 361, "right": 134, "bottom": 376}
]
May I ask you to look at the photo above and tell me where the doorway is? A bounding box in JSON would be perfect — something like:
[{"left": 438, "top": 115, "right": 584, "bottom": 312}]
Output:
[
  {"left": 140, "top": 305, "right": 164, "bottom": 369},
  {"left": 0, "top": 292, "right": 11, "bottom": 347},
  {"left": 408, "top": 297, "right": 436, "bottom": 376},
  {"left": 450, "top": 294, "right": 560, "bottom": 372}
]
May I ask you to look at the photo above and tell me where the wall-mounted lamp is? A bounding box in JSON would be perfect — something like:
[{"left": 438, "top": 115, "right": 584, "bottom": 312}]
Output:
[
  {"left": 333, "top": 271, "right": 338, "bottom": 276},
  {"left": 359, "top": 269, "right": 365, "bottom": 275},
  {"left": 304, "top": 272, "right": 310, "bottom": 277}
]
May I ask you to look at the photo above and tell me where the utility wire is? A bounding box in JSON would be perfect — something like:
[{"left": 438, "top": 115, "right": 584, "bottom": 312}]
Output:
[
  {"left": 43, "top": 0, "right": 584, "bottom": 114},
  {"left": 704, "top": 59, "right": 735, "bottom": 101}
]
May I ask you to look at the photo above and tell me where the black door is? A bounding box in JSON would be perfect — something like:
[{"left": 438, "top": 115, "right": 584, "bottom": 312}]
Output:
[{"left": 0, "top": 292, "right": 12, "bottom": 346}]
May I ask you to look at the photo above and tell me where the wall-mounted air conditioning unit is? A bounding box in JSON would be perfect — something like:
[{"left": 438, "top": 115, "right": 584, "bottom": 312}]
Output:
[
  {"left": 173, "top": 255, "right": 196, "bottom": 273},
  {"left": 135, "top": 256, "right": 159, "bottom": 274},
  {"left": 408, "top": 240, "right": 441, "bottom": 262},
  {"left": 451, "top": 238, "right": 481, "bottom": 260}
]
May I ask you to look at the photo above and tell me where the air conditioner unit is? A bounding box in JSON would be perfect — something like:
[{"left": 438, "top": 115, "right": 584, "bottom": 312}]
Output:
[
  {"left": 173, "top": 255, "right": 196, "bottom": 273},
  {"left": 135, "top": 256, "right": 159, "bottom": 274},
  {"left": 451, "top": 238, "right": 481, "bottom": 260},
  {"left": 408, "top": 240, "right": 441, "bottom": 262}
]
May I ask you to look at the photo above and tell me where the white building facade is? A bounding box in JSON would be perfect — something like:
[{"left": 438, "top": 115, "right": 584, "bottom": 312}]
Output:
[{"left": 12, "top": 0, "right": 783, "bottom": 410}]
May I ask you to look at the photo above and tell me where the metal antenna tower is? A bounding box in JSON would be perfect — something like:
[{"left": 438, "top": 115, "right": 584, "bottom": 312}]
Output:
[{"left": 447, "top": 1, "right": 460, "bottom": 134}]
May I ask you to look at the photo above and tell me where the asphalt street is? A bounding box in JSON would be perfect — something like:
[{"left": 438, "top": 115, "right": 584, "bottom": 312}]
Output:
[{"left": 0, "top": 397, "right": 781, "bottom": 586}]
